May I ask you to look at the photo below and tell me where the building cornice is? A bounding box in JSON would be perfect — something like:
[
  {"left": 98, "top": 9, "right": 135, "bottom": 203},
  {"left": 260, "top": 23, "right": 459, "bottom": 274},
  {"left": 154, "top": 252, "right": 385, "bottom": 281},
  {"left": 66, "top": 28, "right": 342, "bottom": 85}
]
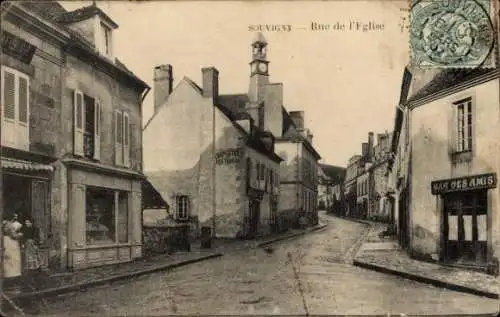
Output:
[
  {"left": 5, "top": 3, "right": 69, "bottom": 47},
  {"left": 408, "top": 69, "right": 500, "bottom": 110},
  {"left": 61, "top": 158, "right": 145, "bottom": 180}
]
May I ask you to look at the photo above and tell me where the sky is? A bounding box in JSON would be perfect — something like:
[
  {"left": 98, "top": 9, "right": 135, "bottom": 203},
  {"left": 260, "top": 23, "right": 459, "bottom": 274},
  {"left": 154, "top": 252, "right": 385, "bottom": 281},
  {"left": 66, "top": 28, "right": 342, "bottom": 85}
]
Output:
[{"left": 60, "top": 0, "right": 409, "bottom": 167}]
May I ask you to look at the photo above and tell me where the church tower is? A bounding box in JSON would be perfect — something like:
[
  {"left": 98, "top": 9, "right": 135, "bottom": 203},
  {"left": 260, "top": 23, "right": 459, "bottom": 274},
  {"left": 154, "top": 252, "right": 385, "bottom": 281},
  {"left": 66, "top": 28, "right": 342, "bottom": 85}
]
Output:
[{"left": 248, "top": 32, "right": 270, "bottom": 102}]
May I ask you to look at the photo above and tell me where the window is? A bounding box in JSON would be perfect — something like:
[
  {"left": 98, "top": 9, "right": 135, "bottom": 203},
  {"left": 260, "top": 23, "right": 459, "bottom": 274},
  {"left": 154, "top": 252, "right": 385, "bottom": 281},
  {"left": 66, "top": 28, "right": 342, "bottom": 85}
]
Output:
[
  {"left": 1, "top": 66, "right": 29, "bottom": 150},
  {"left": 117, "top": 191, "right": 129, "bottom": 243},
  {"left": 176, "top": 196, "right": 190, "bottom": 220},
  {"left": 455, "top": 98, "right": 473, "bottom": 153},
  {"left": 86, "top": 187, "right": 116, "bottom": 245},
  {"left": 115, "top": 110, "right": 131, "bottom": 166},
  {"left": 73, "top": 91, "right": 101, "bottom": 159},
  {"left": 101, "top": 22, "right": 112, "bottom": 57}
]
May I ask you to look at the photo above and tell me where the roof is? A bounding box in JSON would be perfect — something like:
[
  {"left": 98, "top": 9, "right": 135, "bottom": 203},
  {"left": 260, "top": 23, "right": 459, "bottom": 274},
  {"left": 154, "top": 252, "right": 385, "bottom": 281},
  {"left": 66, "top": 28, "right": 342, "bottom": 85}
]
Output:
[
  {"left": 407, "top": 68, "right": 495, "bottom": 103},
  {"left": 142, "top": 179, "right": 169, "bottom": 210},
  {"left": 319, "top": 164, "right": 346, "bottom": 184},
  {"left": 17, "top": 1, "right": 147, "bottom": 90},
  {"left": 57, "top": 4, "right": 118, "bottom": 28}
]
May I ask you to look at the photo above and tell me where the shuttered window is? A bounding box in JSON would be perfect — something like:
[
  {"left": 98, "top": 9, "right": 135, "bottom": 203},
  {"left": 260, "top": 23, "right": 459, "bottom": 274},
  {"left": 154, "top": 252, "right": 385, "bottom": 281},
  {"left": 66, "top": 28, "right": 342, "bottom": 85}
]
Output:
[
  {"left": 1, "top": 66, "right": 30, "bottom": 150},
  {"left": 115, "top": 110, "right": 131, "bottom": 167}
]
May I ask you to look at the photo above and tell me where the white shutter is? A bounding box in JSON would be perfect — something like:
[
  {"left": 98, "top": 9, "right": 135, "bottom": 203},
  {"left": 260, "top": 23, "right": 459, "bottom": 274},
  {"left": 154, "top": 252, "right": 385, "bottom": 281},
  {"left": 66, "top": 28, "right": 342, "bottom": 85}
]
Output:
[
  {"left": 115, "top": 110, "right": 123, "bottom": 165},
  {"left": 93, "top": 100, "right": 101, "bottom": 160},
  {"left": 1, "top": 67, "right": 16, "bottom": 147},
  {"left": 123, "top": 112, "right": 130, "bottom": 167},
  {"left": 73, "top": 91, "right": 84, "bottom": 156}
]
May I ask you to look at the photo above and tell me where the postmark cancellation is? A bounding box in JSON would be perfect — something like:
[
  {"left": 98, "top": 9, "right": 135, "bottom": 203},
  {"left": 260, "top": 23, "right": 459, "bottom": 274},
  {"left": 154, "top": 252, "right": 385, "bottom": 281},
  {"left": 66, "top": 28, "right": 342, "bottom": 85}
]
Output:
[{"left": 410, "top": 0, "right": 497, "bottom": 68}]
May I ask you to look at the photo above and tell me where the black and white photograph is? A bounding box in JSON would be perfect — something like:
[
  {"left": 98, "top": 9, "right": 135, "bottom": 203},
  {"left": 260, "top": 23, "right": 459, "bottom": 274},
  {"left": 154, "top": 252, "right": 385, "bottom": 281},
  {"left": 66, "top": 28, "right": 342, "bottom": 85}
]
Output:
[{"left": 0, "top": 0, "right": 499, "bottom": 316}]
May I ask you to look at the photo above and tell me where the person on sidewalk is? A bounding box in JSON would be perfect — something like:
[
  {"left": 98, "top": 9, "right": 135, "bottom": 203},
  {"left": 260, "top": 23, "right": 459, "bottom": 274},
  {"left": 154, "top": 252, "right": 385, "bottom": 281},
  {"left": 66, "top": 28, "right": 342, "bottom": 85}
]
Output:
[
  {"left": 21, "top": 217, "right": 42, "bottom": 289},
  {"left": 2, "top": 220, "right": 24, "bottom": 291}
]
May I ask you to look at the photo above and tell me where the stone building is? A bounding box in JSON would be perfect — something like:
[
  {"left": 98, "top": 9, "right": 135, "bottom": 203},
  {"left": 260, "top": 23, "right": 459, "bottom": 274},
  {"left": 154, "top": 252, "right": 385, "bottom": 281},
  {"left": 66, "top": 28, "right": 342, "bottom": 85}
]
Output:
[
  {"left": 143, "top": 34, "right": 283, "bottom": 239},
  {"left": 388, "top": 66, "right": 500, "bottom": 275},
  {"left": 1, "top": 1, "right": 149, "bottom": 271}
]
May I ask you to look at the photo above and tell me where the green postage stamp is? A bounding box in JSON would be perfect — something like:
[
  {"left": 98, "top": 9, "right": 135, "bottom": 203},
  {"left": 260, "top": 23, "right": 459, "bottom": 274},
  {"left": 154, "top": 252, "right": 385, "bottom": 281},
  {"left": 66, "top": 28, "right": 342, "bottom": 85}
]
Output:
[{"left": 410, "top": 0, "right": 496, "bottom": 68}]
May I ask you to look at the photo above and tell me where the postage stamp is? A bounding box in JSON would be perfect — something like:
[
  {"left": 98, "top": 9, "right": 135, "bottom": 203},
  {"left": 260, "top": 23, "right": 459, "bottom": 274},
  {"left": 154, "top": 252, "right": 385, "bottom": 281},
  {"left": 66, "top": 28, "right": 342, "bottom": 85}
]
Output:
[{"left": 410, "top": 0, "right": 496, "bottom": 68}]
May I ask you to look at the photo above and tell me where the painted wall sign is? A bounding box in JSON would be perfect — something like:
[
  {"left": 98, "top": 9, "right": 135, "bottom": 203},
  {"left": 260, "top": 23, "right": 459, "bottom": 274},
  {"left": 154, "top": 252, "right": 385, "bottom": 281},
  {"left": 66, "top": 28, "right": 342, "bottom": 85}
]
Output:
[
  {"left": 215, "top": 148, "right": 242, "bottom": 165},
  {"left": 431, "top": 173, "right": 497, "bottom": 195},
  {"left": 2, "top": 31, "right": 37, "bottom": 64}
]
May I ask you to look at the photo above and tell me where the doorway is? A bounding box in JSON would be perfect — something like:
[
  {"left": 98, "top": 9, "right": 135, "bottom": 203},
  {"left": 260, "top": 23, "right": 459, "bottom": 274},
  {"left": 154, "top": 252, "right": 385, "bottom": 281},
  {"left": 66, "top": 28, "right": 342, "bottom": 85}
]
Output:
[
  {"left": 398, "top": 188, "right": 410, "bottom": 250},
  {"left": 248, "top": 199, "right": 260, "bottom": 238},
  {"left": 443, "top": 190, "right": 488, "bottom": 266}
]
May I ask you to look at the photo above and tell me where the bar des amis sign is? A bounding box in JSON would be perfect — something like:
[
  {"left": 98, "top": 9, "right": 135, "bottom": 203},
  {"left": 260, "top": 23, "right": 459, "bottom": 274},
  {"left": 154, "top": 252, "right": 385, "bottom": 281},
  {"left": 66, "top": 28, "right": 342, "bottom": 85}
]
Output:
[{"left": 431, "top": 173, "right": 497, "bottom": 195}]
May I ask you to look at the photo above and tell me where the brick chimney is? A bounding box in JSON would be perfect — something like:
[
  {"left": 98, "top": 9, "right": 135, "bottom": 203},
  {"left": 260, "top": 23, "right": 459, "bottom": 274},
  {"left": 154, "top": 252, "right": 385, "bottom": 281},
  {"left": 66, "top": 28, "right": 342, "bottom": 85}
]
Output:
[
  {"left": 289, "top": 111, "right": 304, "bottom": 130},
  {"left": 202, "top": 67, "right": 219, "bottom": 101},
  {"left": 154, "top": 64, "right": 173, "bottom": 113}
]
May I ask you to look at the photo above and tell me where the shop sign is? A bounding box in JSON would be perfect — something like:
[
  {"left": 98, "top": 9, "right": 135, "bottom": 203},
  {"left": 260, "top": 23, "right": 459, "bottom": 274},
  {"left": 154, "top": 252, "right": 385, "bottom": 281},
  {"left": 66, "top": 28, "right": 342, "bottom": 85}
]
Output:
[
  {"left": 215, "top": 148, "right": 242, "bottom": 165},
  {"left": 2, "top": 31, "right": 37, "bottom": 64},
  {"left": 431, "top": 173, "right": 497, "bottom": 195}
]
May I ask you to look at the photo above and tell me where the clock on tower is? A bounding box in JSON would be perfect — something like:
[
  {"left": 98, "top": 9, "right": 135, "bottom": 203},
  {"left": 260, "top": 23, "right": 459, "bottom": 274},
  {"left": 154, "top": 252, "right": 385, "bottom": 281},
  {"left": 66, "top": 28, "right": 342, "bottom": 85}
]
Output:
[{"left": 250, "top": 32, "right": 269, "bottom": 76}]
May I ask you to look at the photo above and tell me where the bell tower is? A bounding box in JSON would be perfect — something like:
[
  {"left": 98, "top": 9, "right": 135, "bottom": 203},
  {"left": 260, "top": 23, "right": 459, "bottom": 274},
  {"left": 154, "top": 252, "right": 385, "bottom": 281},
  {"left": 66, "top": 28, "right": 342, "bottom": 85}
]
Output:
[{"left": 249, "top": 32, "right": 269, "bottom": 102}]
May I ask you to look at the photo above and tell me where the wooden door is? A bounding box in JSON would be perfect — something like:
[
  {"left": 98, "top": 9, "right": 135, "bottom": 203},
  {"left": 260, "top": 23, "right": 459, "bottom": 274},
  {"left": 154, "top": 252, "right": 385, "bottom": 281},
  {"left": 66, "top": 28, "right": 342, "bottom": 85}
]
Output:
[
  {"left": 31, "top": 179, "right": 50, "bottom": 270},
  {"left": 443, "top": 190, "right": 487, "bottom": 265}
]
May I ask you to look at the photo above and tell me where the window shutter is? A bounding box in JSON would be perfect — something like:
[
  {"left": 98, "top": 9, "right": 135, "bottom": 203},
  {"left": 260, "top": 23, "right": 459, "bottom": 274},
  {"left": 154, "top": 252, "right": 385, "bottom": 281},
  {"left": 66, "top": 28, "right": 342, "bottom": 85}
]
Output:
[
  {"left": 115, "top": 110, "right": 123, "bottom": 165},
  {"left": 18, "top": 76, "right": 28, "bottom": 124},
  {"left": 93, "top": 100, "right": 101, "bottom": 160},
  {"left": 3, "top": 69, "right": 16, "bottom": 120},
  {"left": 123, "top": 112, "right": 130, "bottom": 167},
  {"left": 73, "top": 91, "right": 84, "bottom": 156}
]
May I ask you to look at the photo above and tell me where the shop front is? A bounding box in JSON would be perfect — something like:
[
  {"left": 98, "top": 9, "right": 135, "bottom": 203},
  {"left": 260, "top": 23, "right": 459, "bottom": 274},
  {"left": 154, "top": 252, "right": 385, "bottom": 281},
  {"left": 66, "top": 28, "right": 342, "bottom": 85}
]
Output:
[
  {"left": 432, "top": 173, "right": 497, "bottom": 270},
  {"left": 64, "top": 160, "right": 143, "bottom": 270},
  {"left": 2, "top": 157, "right": 54, "bottom": 280}
]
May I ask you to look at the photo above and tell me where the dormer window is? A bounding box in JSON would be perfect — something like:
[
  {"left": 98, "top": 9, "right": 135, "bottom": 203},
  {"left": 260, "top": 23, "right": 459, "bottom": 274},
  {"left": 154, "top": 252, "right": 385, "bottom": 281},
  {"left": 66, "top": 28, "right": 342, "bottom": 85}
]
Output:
[{"left": 100, "top": 22, "right": 112, "bottom": 57}]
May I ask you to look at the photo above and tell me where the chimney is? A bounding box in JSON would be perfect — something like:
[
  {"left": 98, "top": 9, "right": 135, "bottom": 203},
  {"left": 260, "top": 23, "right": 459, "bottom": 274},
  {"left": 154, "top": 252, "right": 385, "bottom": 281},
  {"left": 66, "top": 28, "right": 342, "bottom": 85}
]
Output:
[
  {"left": 154, "top": 64, "right": 173, "bottom": 113},
  {"left": 368, "top": 132, "right": 374, "bottom": 158},
  {"left": 202, "top": 67, "right": 219, "bottom": 100},
  {"left": 289, "top": 111, "right": 304, "bottom": 130},
  {"left": 362, "top": 142, "right": 369, "bottom": 157}
]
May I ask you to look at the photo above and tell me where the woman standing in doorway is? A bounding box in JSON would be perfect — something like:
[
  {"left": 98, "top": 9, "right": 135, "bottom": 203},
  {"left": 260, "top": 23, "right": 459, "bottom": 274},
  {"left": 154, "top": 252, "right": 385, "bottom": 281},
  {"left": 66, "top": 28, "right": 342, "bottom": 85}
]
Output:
[
  {"left": 21, "top": 217, "right": 42, "bottom": 287},
  {"left": 2, "top": 220, "right": 23, "bottom": 285}
]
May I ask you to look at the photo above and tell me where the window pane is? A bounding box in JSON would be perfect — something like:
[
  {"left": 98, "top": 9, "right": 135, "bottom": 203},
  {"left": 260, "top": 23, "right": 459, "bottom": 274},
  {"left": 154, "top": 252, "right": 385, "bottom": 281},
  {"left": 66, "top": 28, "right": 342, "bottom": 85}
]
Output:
[
  {"left": 18, "top": 77, "right": 28, "bottom": 123},
  {"left": 76, "top": 94, "right": 83, "bottom": 129},
  {"left": 86, "top": 187, "right": 116, "bottom": 245},
  {"left": 117, "top": 191, "right": 128, "bottom": 243},
  {"left": 116, "top": 112, "right": 123, "bottom": 143},
  {"left": 124, "top": 114, "right": 129, "bottom": 146},
  {"left": 3, "top": 71, "right": 15, "bottom": 119}
]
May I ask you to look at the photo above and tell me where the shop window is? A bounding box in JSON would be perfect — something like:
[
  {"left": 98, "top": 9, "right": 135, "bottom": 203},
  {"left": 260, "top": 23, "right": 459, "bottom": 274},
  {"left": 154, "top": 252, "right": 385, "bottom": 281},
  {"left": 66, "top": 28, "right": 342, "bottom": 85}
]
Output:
[
  {"left": 86, "top": 187, "right": 116, "bottom": 245},
  {"left": 117, "top": 191, "right": 129, "bottom": 243},
  {"left": 176, "top": 195, "right": 190, "bottom": 221},
  {"left": 115, "top": 110, "right": 131, "bottom": 167},
  {"left": 454, "top": 97, "right": 473, "bottom": 153},
  {"left": 74, "top": 91, "right": 101, "bottom": 160},
  {"left": 1, "top": 66, "right": 29, "bottom": 150}
]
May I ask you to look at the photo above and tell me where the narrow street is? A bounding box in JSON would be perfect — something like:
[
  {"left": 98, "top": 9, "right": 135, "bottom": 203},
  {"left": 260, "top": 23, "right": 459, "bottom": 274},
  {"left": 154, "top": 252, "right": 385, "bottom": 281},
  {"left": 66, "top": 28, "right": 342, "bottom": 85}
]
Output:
[{"left": 22, "top": 215, "right": 498, "bottom": 316}]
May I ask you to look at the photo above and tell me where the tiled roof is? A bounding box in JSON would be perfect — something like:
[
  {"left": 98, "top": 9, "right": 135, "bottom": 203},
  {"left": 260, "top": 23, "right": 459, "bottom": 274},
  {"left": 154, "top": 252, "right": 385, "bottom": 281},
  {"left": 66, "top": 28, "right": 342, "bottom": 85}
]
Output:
[
  {"left": 17, "top": 1, "right": 145, "bottom": 89},
  {"left": 19, "top": 1, "right": 67, "bottom": 21},
  {"left": 407, "top": 68, "right": 495, "bottom": 103},
  {"left": 217, "top": 94, "right": 249, "bottom": 120}
]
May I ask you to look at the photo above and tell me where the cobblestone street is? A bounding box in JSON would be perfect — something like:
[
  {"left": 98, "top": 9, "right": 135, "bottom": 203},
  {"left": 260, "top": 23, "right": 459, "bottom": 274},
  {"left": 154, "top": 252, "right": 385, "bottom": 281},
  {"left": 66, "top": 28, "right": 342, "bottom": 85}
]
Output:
[{"left": 17, "top": 215, "right": 499, "bottom": 316}]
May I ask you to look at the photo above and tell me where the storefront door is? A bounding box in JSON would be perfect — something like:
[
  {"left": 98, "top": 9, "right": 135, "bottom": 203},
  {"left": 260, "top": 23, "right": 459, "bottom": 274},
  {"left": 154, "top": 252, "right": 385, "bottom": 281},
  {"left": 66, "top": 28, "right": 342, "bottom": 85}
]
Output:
[{"left": 443, "top": 190, "right": 487, "bottom": 265}]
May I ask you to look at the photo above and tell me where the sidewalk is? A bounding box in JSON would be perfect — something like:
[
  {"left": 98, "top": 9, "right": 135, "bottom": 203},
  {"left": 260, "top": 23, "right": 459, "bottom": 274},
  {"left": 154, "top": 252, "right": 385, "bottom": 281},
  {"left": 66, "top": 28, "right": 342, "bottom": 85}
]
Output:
[
  {"left": 4, "top": 222, "right": 327, "bottom": 305},
  {"left": 352, "top": 221, "right": 499, "bottom": 299}
]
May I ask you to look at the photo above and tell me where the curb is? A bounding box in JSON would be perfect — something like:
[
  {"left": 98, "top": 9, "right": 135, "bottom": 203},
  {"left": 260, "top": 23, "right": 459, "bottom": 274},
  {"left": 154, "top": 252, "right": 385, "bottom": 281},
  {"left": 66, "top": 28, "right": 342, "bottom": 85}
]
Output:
[
  {"left": 11, "top": 253, "right": 223, "bottom": 302},
  {"left": 258, "top": 224, "right": 328, "bottom": 247},
  {"left": 353, "top": 260, "right": 499, "bottom": 300}
]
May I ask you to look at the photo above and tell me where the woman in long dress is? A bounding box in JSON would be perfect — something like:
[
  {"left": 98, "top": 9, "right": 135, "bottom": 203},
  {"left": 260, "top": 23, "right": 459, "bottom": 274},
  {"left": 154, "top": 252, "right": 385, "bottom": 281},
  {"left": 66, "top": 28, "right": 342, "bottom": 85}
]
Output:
[
  {"left": 3, "top": 220, "right": 23, "bottom": 283},
  {"left": 21, "top": 217, "right": 42, "bottom": 284}
]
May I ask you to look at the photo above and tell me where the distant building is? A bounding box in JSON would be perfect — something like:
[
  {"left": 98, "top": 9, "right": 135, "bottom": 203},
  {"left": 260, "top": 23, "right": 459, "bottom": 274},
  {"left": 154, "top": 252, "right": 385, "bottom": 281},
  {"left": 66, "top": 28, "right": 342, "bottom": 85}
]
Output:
[
  {"left": 317, "top": 164, "right": 346, "bottom": 211},
  {"left": 1, "top": 1, "right": 149, "bottom": 271},
  {"left": 388, "top": 66, "right": 500, "bottom": 275},
  {"left": 143, "top": 34, "right": 284, "bottom": 239}
]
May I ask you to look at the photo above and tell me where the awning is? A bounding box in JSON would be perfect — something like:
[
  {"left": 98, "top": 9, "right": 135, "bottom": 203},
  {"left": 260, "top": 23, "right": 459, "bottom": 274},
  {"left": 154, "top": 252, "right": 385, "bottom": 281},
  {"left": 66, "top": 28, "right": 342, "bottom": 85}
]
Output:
[{"left": 1, "top": 157, "right": 54, "bottom": 172}]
